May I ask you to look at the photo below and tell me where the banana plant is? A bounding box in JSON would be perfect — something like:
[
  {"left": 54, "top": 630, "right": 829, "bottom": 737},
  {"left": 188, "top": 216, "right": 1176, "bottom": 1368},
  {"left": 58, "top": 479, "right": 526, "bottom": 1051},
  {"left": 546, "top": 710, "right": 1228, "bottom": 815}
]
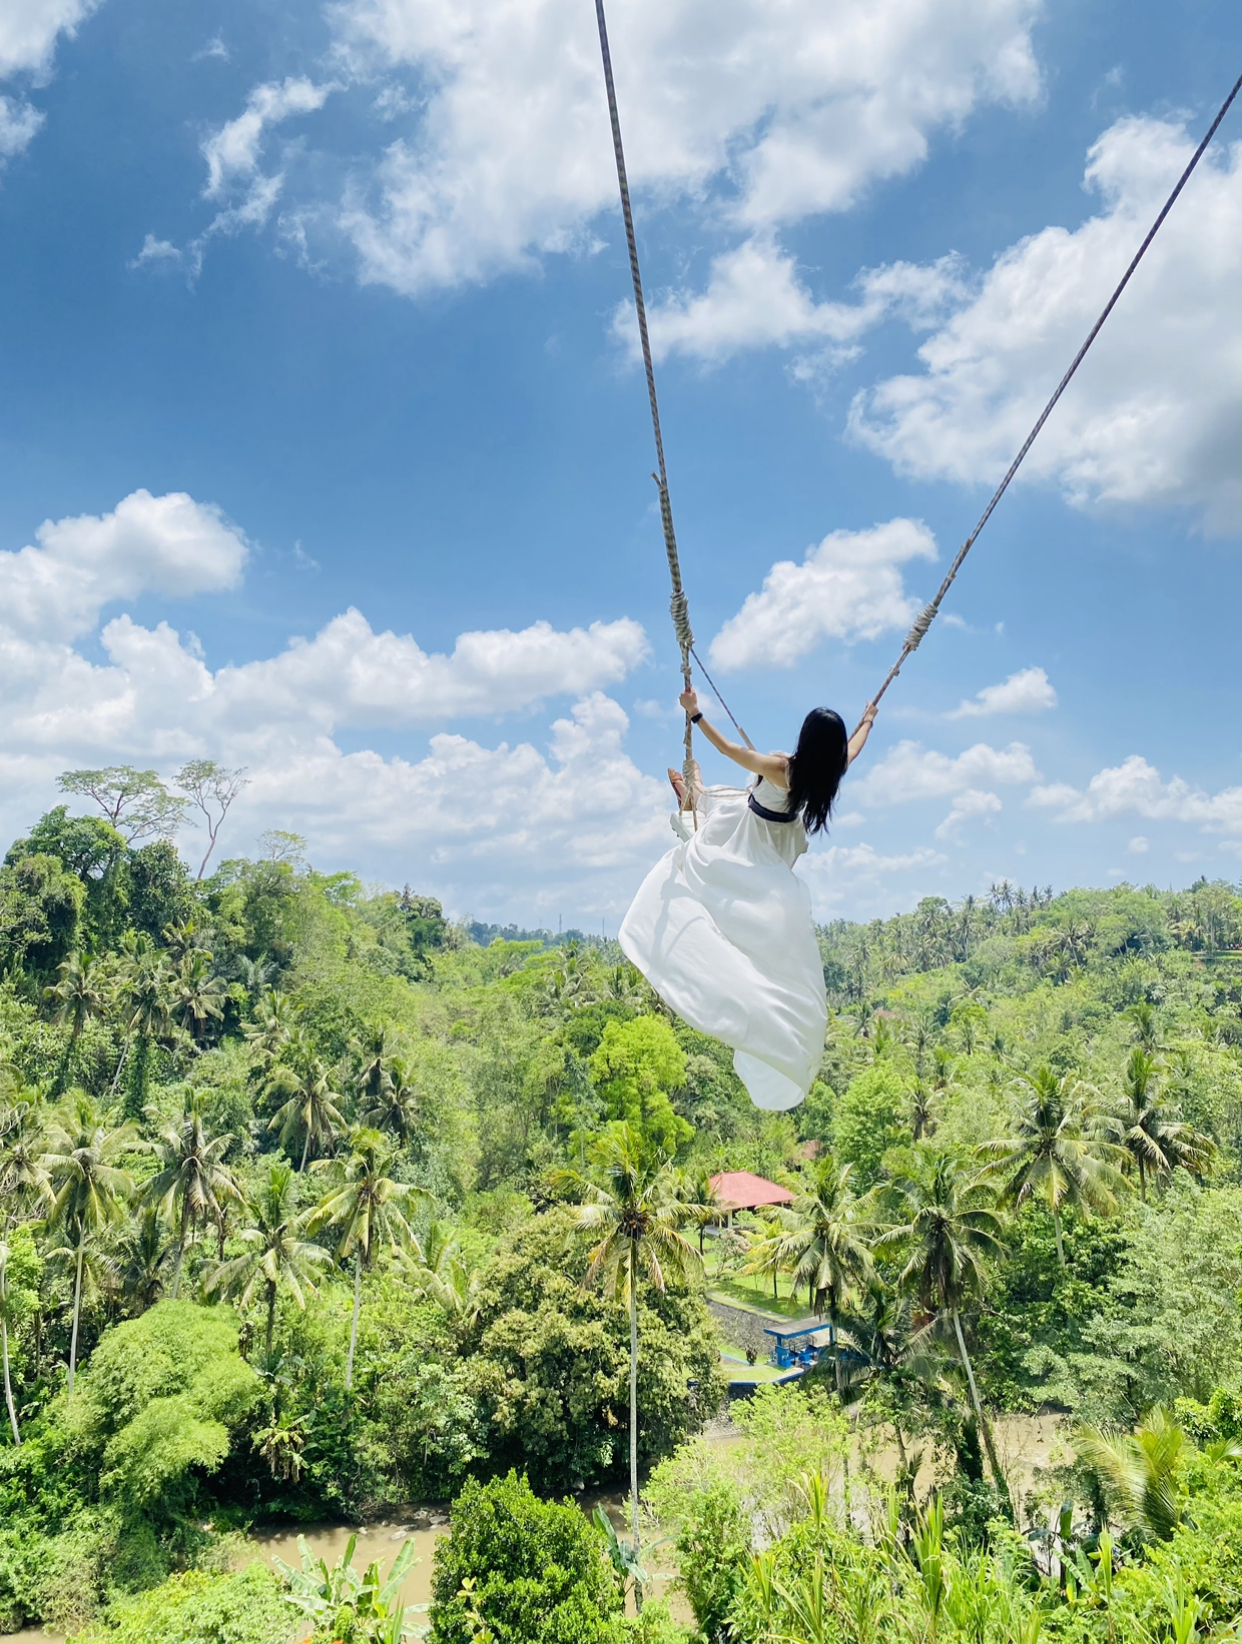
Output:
[
  {"left": 592, "top": 1505, "right": 667, "bottom": 1603},
  {"left": 273, "top": 1533, "right": 420, "bottom": 1642}
]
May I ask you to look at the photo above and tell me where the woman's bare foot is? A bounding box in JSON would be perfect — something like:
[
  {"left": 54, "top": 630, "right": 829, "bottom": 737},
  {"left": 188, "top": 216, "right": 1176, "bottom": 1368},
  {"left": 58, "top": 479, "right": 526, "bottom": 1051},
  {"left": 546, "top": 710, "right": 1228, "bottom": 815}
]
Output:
[{"left": 667, "top": 766, "right": 688, "bottom": 804}]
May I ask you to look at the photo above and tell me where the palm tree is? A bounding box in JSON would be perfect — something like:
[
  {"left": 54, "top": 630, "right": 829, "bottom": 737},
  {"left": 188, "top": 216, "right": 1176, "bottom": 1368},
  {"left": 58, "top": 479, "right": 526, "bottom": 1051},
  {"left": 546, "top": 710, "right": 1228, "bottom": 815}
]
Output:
[
  {"left": 910, "top": 1079, "right": 935, "bottom": 1143},
  {"left": 144, "top": 1107, "right": 241, "bottom": 1298},
  {"left": 980, "top": 1067, "right": 1125, "bottom": 1265},
  {"left": 744, "top": 1214, "right": 788, "bottom": 1303},
  {"left": 45, "top": 954, "right": 108, "bottom": 1090},
  {"left": 244, "top": 988, "right": 297, "bottom": 1067},
  {"left": 171, "top": 950, "right": 229, "bottom": 1043},
  {"left": 310, "top": 1129, "right": 415, "bottom": 1391},
  {"left": 762, "top": 1154, "right": 873, "bottom": 1393},
  {"left": 0, "top": 1098, "right": 51, "bottom": 1213},
  {"left": 1124, "top": 1003, "right": 1162, "bottom": 1055},
  {"left": 674, "top": 1166, "right": 724, "bottom": 1257},
  {"left": 268, "top": 1059, "right": 346, "bottom": 1171},
  {"left": 1107, "top": 1049, "right": 1214, "bottom": 1200},
  {"left": 42, "top": 1097, "right": 136, "bottom": 1396},
  {"left": 354, "top": 1024, "right": 397, "bottom": 1108},
  {"left": 883, "top": 1152, "right": 1007, "bottom": 1497},
  {"left": 556, "top": 1127, "right": 700, "bottom": 1600},
  {"left": 0, "top": 1238, "right": 25, "bottom": 1444},
  {"left": 849, "top": 1285, "right": 946, "bottom": 1479},
  {"left": 361, "top": 1055, "right": 422, "bottom": 1145},
  {"left": 0, "top": 1099, "right": 51, "bottom": 1441},
  {"left": 115, "top": 937, "right": 177, "bottom": 1117},
  {"left": 114, "top": 1205, "right": 173, "bottom": 1316},
  {"left": 409, "top": 1221, "right": 481, "bottom": 1327},
  {"left": 1074, "top": 1407, "right": 1188, "bottom": 1542},
  {"left": 208, "top": 1162, "right": 332, "bottom": 1358}
]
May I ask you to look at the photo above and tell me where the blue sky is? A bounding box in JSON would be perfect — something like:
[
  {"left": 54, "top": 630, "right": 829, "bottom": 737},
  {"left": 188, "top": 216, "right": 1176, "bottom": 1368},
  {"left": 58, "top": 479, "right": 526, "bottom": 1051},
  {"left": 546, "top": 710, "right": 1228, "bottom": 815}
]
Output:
[{"left": 1, "top": 0, "right": 1241, "bottom": 925}]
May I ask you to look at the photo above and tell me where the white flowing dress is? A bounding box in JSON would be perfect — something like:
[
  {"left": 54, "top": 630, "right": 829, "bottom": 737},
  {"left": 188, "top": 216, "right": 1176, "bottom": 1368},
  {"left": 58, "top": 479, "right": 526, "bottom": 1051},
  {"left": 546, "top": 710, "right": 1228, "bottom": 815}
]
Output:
[{"left": 619, "top": 774, "right": 828, "bottom": 1112}]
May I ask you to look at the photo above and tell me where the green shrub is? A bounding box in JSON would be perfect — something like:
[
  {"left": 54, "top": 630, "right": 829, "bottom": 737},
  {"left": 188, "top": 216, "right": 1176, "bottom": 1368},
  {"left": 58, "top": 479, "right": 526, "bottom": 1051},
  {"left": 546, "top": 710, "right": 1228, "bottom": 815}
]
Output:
[
  {"left": 620, "top": 1601, "right": 692, "bottom": 1643},
  {"left": 68, "top": 1564, "right": 293, "bottom": 1644},
  {"left": 429, "top": 1471, "right": 622, "bottom": 1644},
  {"left": 66, "top": 1300, "right": 260, "bottom": 1514},
  {"left": 833, "top": 1062, "right": 907, "bottom": 1188}
]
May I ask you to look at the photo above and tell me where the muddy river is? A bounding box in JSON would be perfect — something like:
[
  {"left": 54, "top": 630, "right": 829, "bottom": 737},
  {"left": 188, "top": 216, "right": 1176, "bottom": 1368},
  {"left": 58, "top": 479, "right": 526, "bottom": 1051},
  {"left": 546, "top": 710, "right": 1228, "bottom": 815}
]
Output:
[{"left": 5, "top": 1413, "right": 1063, "bottom": 1642}]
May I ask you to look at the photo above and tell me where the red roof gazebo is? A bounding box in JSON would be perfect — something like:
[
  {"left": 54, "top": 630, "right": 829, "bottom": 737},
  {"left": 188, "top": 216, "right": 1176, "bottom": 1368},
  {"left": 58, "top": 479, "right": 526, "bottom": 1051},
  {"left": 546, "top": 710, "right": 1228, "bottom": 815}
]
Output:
[{"left": 709, "top": 1171, "right": 794, "bottom": 1213}]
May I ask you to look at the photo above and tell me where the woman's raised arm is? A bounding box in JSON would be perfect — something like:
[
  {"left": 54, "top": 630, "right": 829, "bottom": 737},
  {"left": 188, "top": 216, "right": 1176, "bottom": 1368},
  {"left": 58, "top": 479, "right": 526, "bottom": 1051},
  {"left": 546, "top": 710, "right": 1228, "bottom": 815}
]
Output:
[
  {"left": 847, "top": 702, "right": 878, "bottom": 767},
  {"left": 679, "top": 690, "right": 789, "bottom": 783}
]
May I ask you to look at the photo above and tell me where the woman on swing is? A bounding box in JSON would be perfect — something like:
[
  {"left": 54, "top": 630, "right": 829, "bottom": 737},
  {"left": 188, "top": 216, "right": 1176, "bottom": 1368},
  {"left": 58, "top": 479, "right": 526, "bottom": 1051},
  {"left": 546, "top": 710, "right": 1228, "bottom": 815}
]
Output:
[{"left": 619, "top": 688, "right": 877, "bottom": 1113}]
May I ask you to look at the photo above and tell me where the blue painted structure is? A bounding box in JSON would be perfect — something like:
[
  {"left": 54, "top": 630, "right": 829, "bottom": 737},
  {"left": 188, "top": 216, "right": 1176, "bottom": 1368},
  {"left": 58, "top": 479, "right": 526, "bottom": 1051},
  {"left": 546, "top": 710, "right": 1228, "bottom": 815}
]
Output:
[{"left": 764, "top": 1323, "right": 826, "bottom": 1370}]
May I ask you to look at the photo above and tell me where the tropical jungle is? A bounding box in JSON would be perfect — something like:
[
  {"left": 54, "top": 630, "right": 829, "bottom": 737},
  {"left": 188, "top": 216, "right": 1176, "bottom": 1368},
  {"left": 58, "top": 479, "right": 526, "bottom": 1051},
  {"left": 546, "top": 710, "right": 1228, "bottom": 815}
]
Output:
[{"left": 3, "top": 765, "right": 1242, "bottom": 1642}]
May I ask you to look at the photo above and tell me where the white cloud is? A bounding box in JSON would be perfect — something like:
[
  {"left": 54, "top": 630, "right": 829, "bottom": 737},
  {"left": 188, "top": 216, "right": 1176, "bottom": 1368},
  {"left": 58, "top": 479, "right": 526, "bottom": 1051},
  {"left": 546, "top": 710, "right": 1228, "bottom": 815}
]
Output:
[
  {"left": 199, "top": 0, "right": 1036, "bottom": 298},
  {"left": 853, "top": 738, "right": 1039, "bottom": 806},
  {"left": 0, "top": 490, "right": 248, "bottom": 644},
  {"left": 0, "top": 490, "right": 665, "bottom": 915},
  {"left": 138, "top": 79, "right": 335, "bottom": 274},
  {"left": 202, "top": 77, "right": 333, "bottom": 199},
  {"left": 637, "top": 240, "right": 969, "bottom": 366},
  {"left": 1128, "top": 835, "right": 1149, "bottom": 853},
  {"left": 206, "top": 611, "right": 649, "bottom": 733},
  {"left": 235, "top": 693, "right": 671, "bottom": 916},
  {"left": 0, "top": 95, "right": 42, "bottom": 160},
  {"left": 0, "top": 0, "right": 99, "bottom": 78},
  {"left": 708, "top": 517, "right": 936, "bottom": 671},
  {"left": 935, "top": 787, "right": 1003, "bottom": 838},
  {"left": 949, "top": 665, "right": 1057, "bottom": 717},
  {"left": 1029, "top": 754, "right": 1242, "bottom": 832},
  {"left": 0, "top": 0, "right": 100, "bottom": 169},
  {"left": 850, "top": 117, "right": 1242, "bottom": 530}
]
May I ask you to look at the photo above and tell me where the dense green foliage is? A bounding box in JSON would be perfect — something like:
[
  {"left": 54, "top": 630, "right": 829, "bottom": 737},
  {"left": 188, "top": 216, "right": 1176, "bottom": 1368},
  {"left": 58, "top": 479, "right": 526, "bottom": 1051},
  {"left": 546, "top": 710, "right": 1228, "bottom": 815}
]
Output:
[
  {"left": 6, "top": 772, "right": 1242, "bottom": 1637},
  {"left": 429, "top": 1471, "right": 623, "bottom": 1644}
]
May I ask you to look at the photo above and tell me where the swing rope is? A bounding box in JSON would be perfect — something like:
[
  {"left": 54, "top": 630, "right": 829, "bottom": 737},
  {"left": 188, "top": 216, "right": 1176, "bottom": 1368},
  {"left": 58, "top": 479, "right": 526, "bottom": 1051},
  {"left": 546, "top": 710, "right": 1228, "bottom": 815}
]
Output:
[
  {"left": 596, "top": 0, "right": 1242, "bottom": 745},
  {"left": 592, "top": 0, "right": 755, "bottom": 784},
  {"left": 870, "top": 66, "right": 1242, "bottom": 711}
]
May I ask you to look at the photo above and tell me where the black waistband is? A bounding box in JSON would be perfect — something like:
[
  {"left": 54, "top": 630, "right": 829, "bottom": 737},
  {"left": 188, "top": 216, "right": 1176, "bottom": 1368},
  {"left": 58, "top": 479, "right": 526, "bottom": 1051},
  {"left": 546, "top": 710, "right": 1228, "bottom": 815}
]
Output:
[{"left": 748, "top": 791, "right": 798, "bottom": 824}]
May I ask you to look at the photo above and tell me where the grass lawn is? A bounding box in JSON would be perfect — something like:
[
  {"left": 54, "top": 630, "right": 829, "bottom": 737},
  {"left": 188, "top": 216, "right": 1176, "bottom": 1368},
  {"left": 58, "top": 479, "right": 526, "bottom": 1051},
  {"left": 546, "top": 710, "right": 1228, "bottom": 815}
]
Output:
[
  {"left": 707, "top": 1271, "right": 816, "bottom": 1323},
  {"left": 719, "top": 1351, "right": 799, "bottom": 1385}
]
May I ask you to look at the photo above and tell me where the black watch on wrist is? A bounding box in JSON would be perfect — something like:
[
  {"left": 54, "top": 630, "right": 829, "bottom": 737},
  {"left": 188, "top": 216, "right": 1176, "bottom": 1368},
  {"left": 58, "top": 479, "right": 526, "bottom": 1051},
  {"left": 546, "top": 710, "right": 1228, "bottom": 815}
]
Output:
[{"left": 690, "top": 711, "right": 703, "bottom": 724}]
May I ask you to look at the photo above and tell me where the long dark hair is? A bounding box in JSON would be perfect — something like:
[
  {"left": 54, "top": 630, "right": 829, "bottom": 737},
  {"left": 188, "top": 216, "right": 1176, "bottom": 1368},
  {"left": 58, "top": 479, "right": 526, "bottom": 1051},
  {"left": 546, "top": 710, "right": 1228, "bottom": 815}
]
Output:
[{"left": 786, "top": 708, "right": 849, "bottom": 835}]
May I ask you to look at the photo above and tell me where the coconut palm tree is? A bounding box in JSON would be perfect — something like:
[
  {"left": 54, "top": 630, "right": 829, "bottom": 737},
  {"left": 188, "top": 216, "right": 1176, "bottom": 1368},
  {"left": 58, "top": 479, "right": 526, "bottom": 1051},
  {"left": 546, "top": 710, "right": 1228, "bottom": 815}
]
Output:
[
  {"left": 354, "top": 1024, "right": 397, "bottom": 1108},
  {"left": 0, "top": 1097, "right": 51, "bottom": 1213},
  {"left": 171, "top": 949, "right": 229, "bottom": 1043},
  {"left": 114, "top": 936, "right": 177, "bottom": 1117},
  {"left": 310, "top": 1128, "right": 415, "bottom": 1391},
  {"left": 1074, "top": 1407, "right": 1189, "bottom": 1542},
  {"left": 761, "top": 1154, "right": 873, "bottom": 1393},
  {"left": 1107, "top": 1049, "right": 1214, "bottom": 1200},
  {"left": 674, "top": 1166, "right": 724, "bottom": 1257},
  {"left": 910, "top": 1079, "right": 935, "bottom": 1143},
  {"left": 555, "top": 1127, "right": 700, "bottom": 1602},
  {"left": 1124, "top": 1003, "right": 1162, "bottom": 1055},
  {"left": 360, "top": 1055, "right": 421, "bottom": 1145},
  {"left": 268, "top": 1058, "right": 347, "bottom": 1171},
  {"left": 45, "top": 954, "right": 108, "bottom": 1090},
  {"left": 41, "top": 1096, "right": 136, "bottom": 1396},
  {"left": 744, "top": 1214, "right": 789, "bottom": 1303},
  {"left": 409, "top": 1221, "right": 482, "bottom": 1328},
  {"left": 882, "top": 1152, "right": 1007, "bottom": 1497},
  {"left": 144, "top": 1107, "right": 241, "bottom": 1298},
  {"left": 114, "top": 1205, "right": 173, "bottom": 1316},
  {"left": 0, "top": 1238, "right": 26, "bottom": 1445},
  {"left": 244, "top": 988, "right": 297, "bottom": 1068},
  {"left": 980, "top": 1067, "right": 1126, "bottom": 1265},
  {"left": 208, "top": 1162, "right": 332, "bottom": 1358},
  {"left": 0, "top": 1099, "right": 51, "bottom": 1441}
]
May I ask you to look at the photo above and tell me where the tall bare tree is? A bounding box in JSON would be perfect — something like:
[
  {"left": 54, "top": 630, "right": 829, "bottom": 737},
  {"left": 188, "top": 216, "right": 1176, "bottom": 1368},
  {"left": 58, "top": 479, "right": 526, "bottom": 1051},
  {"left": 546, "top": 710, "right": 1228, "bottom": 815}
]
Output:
[{"left": 175, "top": 761, "right": 249, "bottom": 878}]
